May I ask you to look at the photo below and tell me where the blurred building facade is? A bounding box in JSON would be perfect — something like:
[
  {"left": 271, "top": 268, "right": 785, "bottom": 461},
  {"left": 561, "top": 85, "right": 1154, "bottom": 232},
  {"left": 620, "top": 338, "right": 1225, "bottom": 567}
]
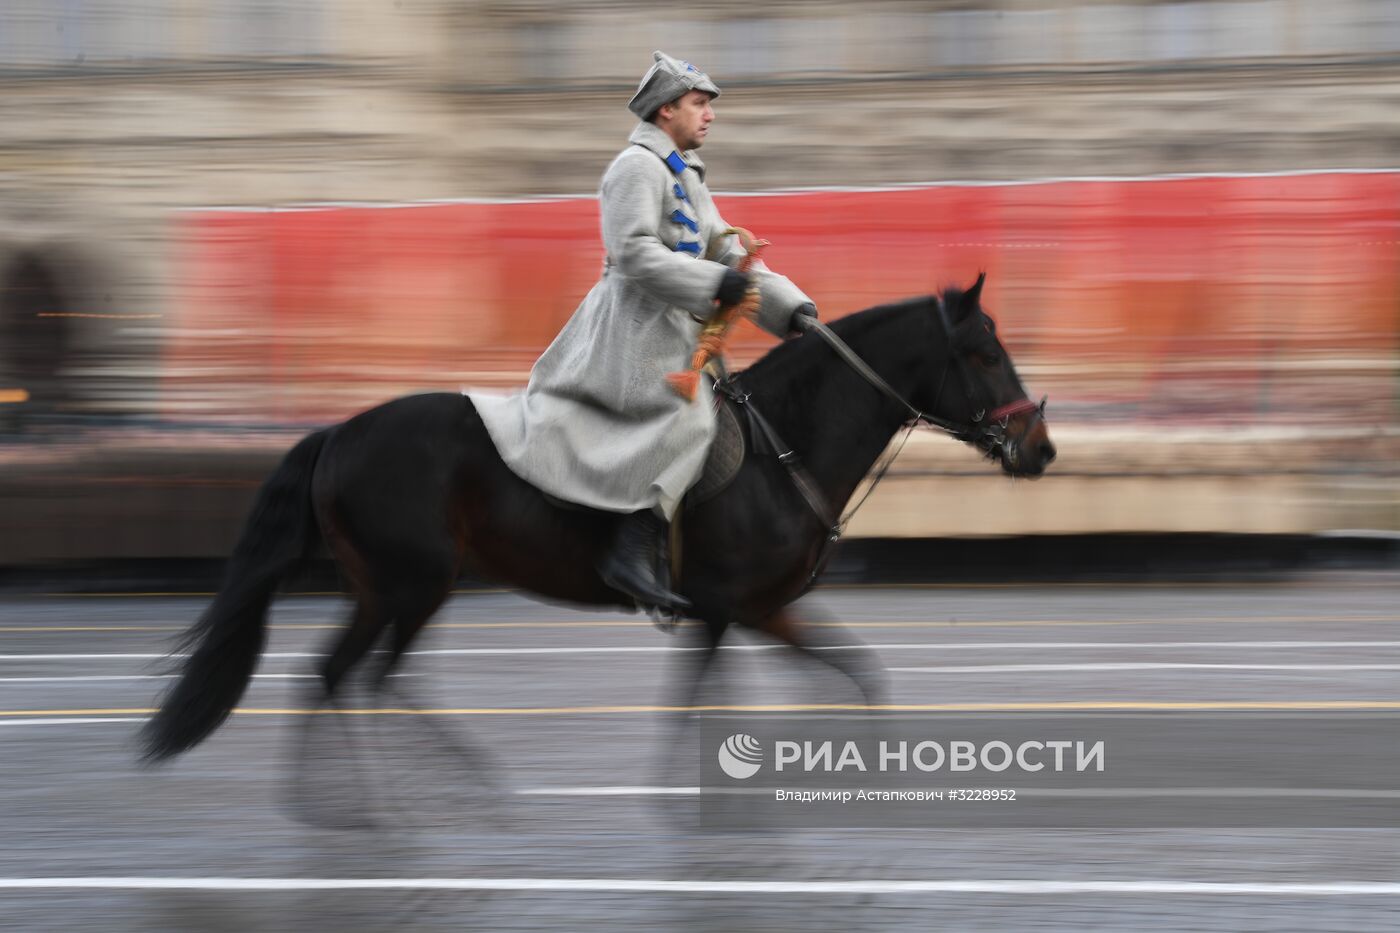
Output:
[
  {"left": 3, "top": 0, "right": 1400, "bottom": 420},
  {"left": 0, "top": 1, "right": 1397, "bottom": 558}
]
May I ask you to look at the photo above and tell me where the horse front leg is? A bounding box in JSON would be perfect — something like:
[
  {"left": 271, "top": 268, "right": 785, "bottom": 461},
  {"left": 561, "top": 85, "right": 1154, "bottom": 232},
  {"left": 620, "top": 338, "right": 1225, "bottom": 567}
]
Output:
[
  {"left": 760, "top": 607, "right": 887, "bottom": 708},
  {"left": 654, "top": 616, "right": 727, "bottom": 790}
]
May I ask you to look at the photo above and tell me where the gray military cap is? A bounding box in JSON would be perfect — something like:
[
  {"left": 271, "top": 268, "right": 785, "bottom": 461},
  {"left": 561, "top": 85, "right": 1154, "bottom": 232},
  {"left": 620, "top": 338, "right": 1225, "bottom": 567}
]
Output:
[{"left": 627, "top": 51, "right": 720, "bottom": 120}]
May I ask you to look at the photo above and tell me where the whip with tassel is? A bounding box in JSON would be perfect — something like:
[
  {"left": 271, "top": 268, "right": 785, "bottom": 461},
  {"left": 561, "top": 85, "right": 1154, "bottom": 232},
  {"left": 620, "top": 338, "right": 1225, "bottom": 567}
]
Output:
[{"left": 665, "top": 226, "right": 767, "bottom": 401}]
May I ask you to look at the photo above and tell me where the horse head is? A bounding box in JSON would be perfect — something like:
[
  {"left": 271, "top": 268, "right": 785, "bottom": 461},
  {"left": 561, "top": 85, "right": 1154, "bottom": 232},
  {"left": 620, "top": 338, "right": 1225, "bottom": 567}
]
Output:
[{"left": 921, "top": 273, "right": 1055, "bottom": 477}]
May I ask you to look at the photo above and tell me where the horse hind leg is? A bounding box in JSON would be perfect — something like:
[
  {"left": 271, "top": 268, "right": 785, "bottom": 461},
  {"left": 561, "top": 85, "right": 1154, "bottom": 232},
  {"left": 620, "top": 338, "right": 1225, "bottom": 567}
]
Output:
[
  {"left": 380, "top": 585, "right": 502, "bottom": 763},
  {"left": 365, "top": 574, "right": 453, "bottom": 691},
  {"left": 288, "top": 575, "right": 460, "bottom": 830},
  {"left": 284, "top": 522, "right": 418, "bottom": 828},
  {"left": 287, "top": 466, "right": 467, "bottom": 827},
  {"left": 284, "top": 588, "right": 394, "bottom": 823},
  {"left": 286, "top": 597, "right": 389, "bottom": 829},
  {"left": 360, "top": 575, "right": 505, "bottom": 821},
  {"left": 321, "top": 594, "right": 392, "bottom": 696}
]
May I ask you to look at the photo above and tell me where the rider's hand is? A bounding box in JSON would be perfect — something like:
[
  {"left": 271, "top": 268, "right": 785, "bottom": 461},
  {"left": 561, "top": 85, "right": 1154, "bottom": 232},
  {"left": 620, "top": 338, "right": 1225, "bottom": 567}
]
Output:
[
  {"left": 714, "top": 268, "right": 751, "bottom": 308},
  {"left": 787, "top": 302, "right": 818, "bottom": 337}
]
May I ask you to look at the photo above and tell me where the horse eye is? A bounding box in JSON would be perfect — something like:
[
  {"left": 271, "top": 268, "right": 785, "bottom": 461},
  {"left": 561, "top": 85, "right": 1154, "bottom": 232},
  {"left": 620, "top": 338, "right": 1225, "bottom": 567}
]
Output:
[{"left": 977, "top": 351, "right": 1002, "bottom": 366}]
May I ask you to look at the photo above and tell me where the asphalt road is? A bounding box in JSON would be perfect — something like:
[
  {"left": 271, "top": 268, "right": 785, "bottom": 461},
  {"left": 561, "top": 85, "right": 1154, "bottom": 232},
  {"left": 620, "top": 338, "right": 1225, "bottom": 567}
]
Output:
[{"left": 2, "top": 579, "right": 1399, "bottom": 931}]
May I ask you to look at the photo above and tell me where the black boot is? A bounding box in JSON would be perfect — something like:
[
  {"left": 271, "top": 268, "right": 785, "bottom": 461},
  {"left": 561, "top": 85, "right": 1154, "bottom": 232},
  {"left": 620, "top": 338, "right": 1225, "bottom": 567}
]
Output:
[{"left": 598, "top": 510, "right": 691, "bottom": 614}]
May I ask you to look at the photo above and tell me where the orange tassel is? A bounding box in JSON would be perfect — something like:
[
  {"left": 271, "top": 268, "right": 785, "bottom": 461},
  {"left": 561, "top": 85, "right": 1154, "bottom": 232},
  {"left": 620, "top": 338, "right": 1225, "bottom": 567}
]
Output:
[
  {"left": 666, "top": 227, "right": 768, "bottom": 399},
  {"left": 666, "top": 371, "right": 701, "bottom": 401}
]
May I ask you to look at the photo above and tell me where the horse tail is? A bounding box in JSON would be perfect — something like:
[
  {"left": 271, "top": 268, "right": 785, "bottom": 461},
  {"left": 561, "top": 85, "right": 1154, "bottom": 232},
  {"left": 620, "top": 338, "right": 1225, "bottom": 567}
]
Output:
[{"left": 141, "top": 428, "right": 330, "bottom": 761}]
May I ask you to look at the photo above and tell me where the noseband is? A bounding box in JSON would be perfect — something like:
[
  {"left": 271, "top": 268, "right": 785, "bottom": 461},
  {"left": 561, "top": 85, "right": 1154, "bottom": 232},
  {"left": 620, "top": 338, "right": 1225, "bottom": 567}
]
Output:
[{"left": 975, "top": 397, "right": 1047, "bottom": 469}]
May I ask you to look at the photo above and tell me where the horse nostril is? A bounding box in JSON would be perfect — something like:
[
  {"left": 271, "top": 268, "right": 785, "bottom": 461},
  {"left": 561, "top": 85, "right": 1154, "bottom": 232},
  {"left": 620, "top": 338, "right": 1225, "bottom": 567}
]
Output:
[{"left": 1039, "top": 441, "right": 1057, "bottom": 464}]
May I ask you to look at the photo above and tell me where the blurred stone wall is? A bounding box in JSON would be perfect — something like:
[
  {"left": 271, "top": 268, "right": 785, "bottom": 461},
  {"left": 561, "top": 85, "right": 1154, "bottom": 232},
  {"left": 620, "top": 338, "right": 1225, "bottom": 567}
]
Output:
[
  {"left": 2, "top": 0, "right": 1397, "bottom": 419},
  {"left": 0, "top": 2, "right": 1393, "bottom": 362},
  {"left": 0, "top": 1, "right": 1397, "bottom": 553},
  {"left": 3, "top": 1, "right": 1399, "bottom": 204}
]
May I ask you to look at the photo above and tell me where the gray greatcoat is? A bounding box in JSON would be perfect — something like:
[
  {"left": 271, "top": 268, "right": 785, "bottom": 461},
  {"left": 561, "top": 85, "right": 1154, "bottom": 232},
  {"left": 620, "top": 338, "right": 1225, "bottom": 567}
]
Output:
[{"left": 470, "top": 121, "right": 812, "bottom": 519}]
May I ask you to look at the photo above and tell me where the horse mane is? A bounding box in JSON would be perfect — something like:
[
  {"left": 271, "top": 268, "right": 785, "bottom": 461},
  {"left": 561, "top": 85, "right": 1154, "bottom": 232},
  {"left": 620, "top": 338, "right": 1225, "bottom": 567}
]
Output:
[
  {"left": 746, "top": 293, "right": 939, "bottom": 383},
  {"left": 739, "top": 293, "right": 941, "bottom": 433}
]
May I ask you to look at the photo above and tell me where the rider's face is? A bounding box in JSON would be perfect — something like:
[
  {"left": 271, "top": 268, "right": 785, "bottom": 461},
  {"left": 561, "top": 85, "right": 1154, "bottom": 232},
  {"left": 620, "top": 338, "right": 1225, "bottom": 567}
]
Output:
[{"left": 658, "top": 90, "right": 715, "bottom": 151}]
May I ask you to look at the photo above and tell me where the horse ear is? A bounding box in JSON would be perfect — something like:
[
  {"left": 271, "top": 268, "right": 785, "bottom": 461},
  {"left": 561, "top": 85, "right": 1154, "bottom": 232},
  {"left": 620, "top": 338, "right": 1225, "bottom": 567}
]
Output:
[
  {"left": 950, "top": 271, "right": 986, "bottom": 321},
  {"left": 964, "top": 272, "right": 986, "bottom": 308}
]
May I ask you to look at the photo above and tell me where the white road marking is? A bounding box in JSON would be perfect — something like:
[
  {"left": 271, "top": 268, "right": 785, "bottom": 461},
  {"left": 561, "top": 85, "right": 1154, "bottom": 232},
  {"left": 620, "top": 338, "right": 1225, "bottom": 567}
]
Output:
[
  {"left": 515, "top": 785, "right": 700, "bottom": 796},
  {"left": 0, "top": 674, "right": 320, "bottom": 683},
  {"left": 516, "top": 786, "right": 1400, "bottom": 800},
  {"left": 0, "top": 718, "right": 147, "bottom": 728},
  {"left": 0, "top": 653, "right": 313, "bottom": 661},
  {"left": 4, "top": 641, "right": 1400, "bottom": 663},
  {"left": 869, "top": 642, "right": 1400, "bottom": 651},
  {"left": 1024, "top": 788, "right": 1400, "bottom": 799},
  {"left": 892, "top": 662, "right": 1400, "bottom": 674},
  {"left": 0, "top": 877, "right": 1399, "bottom": 895}
]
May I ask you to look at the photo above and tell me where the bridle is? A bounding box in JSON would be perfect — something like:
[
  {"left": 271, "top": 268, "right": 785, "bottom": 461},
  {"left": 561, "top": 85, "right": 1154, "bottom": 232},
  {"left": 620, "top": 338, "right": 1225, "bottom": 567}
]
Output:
[
  {"left": 926, "top": 296, "right": 1048, "bottom": 467},
  {"left": 717, "top": 298, "right": 1047, "bottom": 587},
  {"left": 801, "top": 297, "right": 1046, "bottom": 466}
]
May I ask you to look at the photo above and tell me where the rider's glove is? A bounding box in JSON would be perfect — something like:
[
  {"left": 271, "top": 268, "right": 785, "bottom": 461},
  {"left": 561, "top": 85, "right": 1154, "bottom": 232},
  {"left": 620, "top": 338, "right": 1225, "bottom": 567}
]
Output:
[
  {"left": 788, "top": 301, "right": 818, "bottom": 336},
  {"left": 714, "top": 268, "right": 751, "bottom": 308}
]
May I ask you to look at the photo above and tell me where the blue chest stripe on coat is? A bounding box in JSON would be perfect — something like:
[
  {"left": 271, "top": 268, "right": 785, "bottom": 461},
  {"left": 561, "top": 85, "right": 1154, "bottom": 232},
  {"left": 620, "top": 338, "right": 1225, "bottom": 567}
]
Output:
[
  {"left": 663, "top": 151, "right": 701, "bottom": 254},
  {"left": 670, "top": 209, "right": 698, "bottom": 233}
]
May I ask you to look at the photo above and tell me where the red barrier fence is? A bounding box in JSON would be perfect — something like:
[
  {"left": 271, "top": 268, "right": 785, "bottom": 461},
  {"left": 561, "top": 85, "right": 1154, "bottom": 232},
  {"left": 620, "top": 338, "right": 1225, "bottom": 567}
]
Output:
[{"left": 169, "top": 172, "right": 1400, "bottom": 425}]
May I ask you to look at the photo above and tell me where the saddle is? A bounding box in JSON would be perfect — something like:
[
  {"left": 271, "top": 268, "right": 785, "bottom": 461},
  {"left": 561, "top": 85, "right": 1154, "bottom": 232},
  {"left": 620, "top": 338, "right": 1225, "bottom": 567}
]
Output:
[
  {"left": 645, "top": 392, "right": 745, "bottom": 630},
  {"left": 684, "top": 395, "right": 745, "bottom": 509}
]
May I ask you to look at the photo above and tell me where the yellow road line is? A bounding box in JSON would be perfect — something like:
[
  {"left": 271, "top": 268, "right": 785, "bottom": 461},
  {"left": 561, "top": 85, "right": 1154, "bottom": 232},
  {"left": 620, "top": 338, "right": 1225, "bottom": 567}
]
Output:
[{"left": 7, "top": 700, "right": 1400, "bottom": 718}]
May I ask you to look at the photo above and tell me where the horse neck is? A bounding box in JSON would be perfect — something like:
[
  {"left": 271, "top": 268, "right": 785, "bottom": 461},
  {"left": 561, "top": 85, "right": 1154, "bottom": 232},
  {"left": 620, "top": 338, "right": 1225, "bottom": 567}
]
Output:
[{"left": 745, "top": 302, "right": 940, "bottom": 515}]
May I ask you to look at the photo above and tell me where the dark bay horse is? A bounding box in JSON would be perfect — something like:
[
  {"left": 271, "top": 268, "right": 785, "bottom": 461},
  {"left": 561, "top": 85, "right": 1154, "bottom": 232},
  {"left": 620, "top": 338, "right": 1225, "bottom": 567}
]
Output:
[{"left": 143, "top": 273, "right": 1053, "bottom": 760}]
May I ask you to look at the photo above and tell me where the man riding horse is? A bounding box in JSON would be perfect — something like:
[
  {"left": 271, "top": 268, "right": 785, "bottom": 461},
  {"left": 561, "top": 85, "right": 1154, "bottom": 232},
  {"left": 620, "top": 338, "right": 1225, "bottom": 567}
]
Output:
[{"left": 473, "top": 52, "right": 817, "bottom": 615}]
